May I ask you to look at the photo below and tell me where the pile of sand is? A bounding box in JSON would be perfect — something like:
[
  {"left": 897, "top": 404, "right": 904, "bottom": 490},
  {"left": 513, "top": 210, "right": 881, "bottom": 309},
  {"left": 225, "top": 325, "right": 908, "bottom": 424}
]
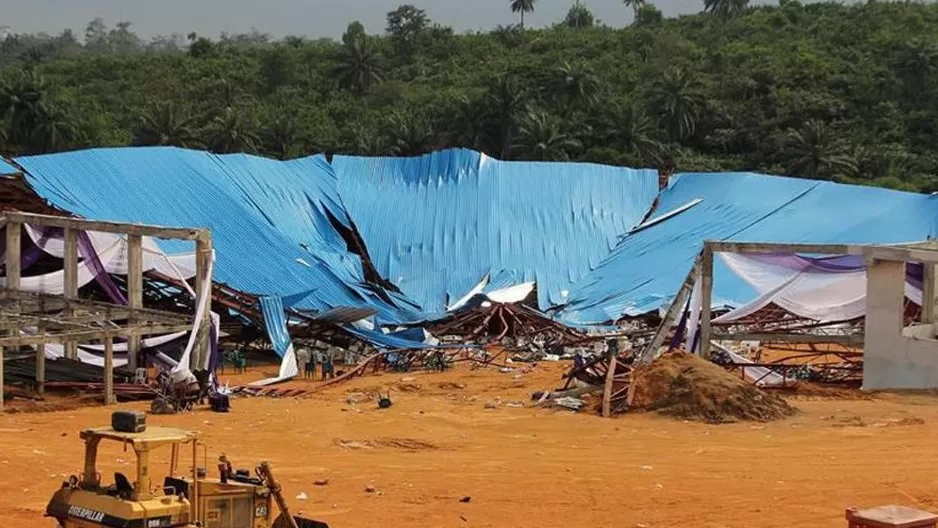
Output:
[{"left": 628, "top": 352, "right": 797, "bottom": 424}]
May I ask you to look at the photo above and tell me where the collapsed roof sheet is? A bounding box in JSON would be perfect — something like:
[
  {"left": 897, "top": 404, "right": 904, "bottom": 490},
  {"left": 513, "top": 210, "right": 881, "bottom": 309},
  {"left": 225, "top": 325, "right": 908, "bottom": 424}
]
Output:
[
  {"left": 558, "top": 172, "right": 938, "bottom": 324},
  {"left": 0, "top": 158, "right": 19, "bottom": 175},
  {"left": 332, "top": 149, "right": 659, "bottom": 315},
  {"left": 14, "top": 147, "right": 413, "bottom": 322}
]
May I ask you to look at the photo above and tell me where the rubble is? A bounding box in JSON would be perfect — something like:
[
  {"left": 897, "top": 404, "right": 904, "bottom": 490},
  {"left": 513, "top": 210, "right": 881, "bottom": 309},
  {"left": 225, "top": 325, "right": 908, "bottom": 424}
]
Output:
[{"left": 628, "top": 352, "right": 797, "bottom": 424}]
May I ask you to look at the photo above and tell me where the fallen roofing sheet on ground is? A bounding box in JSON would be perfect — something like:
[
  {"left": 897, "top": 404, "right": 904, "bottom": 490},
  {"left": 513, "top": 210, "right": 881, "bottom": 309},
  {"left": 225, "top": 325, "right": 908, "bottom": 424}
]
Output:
[{"left": 14, "top": 148, "right": 938, "bottom": 329}]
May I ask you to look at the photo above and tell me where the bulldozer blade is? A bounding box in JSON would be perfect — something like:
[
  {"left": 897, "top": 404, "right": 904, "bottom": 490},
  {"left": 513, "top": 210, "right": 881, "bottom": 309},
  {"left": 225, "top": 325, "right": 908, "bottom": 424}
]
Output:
[{"left": 273, "top": 514, "right": 330, "bottom": 528}]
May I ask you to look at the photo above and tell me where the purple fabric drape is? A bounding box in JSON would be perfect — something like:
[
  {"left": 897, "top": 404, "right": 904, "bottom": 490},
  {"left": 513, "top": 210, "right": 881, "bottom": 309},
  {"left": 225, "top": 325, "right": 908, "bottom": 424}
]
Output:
[
  {"left": 77, "top": 230, "right": 128, "bottom": 305},
  {"left": 729, "top": 251, "right": 924, "bottom": 293},
  {"left": 0, "top": 225, "right": 44, "bottom": 272},
  {"left": 669, "top": 292, "right": 692, "bottom": 351}
]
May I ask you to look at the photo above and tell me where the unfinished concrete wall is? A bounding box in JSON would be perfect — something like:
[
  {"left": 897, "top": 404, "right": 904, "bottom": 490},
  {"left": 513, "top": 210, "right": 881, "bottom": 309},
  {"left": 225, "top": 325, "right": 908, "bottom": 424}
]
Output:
[{"left": 863, "top": 259, "right": 938, "bottom": 389}]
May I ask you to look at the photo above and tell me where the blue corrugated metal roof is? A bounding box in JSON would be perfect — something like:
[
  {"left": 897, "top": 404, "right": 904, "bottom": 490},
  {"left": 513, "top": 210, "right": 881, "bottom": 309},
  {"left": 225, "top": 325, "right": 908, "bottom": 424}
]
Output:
[
  {"left": 0, "top": 158, "right": 18, "bottom": 174},
  {"left": 15, "top": 147, "right": 416, "bottom": 323},
  {"left": 557, "top": 172, "right": 938, "bottom": 324},
  {"left": 16, "top": 146, "right": 938, "bottom": 331},
  {"left": 332, "top": 149, "right": 659, "bottom": 315}
]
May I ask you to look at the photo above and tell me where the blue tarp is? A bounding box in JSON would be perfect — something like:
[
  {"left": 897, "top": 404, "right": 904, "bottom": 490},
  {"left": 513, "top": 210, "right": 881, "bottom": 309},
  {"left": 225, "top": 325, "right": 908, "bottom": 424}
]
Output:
[
  {"left": 557, "top": 172, "right": 938, "bottom": 323},
  {"left": 333, "top": 149, "right": 659, "bottom": 314}
]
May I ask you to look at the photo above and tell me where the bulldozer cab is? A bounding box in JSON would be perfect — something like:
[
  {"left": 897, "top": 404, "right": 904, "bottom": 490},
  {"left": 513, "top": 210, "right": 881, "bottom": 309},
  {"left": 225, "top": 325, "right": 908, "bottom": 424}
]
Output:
[{"left": 76, "top": 425, "right": 199, "bottom": 502}]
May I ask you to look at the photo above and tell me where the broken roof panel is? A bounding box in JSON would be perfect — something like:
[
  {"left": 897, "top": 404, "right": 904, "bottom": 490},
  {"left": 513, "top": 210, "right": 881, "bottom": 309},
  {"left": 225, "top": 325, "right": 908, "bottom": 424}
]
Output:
[
  {"left": 557, "top": 172, "right": 938, "bottom": 324},
  {"left": 332, "top": 149, "right": 659, "bottom": 316},
  {"left": 15, "top": 147, "right": 416, "bottom": 323}
]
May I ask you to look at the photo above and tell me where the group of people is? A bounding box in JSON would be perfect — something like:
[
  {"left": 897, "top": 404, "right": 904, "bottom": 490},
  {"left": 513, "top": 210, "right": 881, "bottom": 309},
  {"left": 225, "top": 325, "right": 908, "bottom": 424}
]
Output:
[{"left": 295, "top": 345, "right": 336, "bottom": 381}]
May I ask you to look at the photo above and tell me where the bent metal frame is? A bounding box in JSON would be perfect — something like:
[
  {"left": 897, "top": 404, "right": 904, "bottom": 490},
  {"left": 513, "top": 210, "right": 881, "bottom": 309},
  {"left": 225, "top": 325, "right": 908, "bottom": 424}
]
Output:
[{"left": 0, "top": 211, "right": 212, "bottom": 410}]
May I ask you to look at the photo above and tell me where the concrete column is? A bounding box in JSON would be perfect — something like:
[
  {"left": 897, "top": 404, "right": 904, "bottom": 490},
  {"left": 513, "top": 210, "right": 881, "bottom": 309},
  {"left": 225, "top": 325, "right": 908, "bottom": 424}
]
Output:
[
  {"left": 192, "top": 237, "right": 212, "bottom": 370},
  {"left": 104, "top": 336, "right": 115, "bottom": 405},
  {"left": 699, "top": 245, "right": 714, "bottom": 359},
  {"left": 36, "top": 323, "right": 45, "bottom": 394},
  {"left": 863, "top": 258, "right": 906, "bottom": 389},
  {"left": 4, "top": 222, "right": 21, "bottom": 290},
  {"left": 64, "top": 228, "right": 78, "bottom": 360},
  {"left": 127, "top": 235, "right": 143, "bottom": 372}
]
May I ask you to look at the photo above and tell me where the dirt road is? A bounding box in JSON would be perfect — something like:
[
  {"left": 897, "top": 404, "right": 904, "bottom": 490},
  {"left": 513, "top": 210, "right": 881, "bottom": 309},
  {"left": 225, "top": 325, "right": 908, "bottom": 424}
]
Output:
[{"left": 2, "top": 362, "right": 936, "bottom": 527}]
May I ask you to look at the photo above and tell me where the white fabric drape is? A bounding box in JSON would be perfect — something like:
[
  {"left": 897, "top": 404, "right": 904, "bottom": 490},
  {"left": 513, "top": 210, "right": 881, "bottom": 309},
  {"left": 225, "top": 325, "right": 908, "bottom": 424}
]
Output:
[
  {"left": 713, "top": 253, "right": 922, "bottom": 324},
  {"left": 4, "top": 224, "right": 216, "bottom": 370}
]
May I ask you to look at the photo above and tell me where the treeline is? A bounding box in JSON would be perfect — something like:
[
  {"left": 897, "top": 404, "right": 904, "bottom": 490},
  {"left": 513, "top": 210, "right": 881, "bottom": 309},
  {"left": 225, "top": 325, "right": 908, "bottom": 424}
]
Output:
[{"left": 1, "top": 1, "right": 937, "bottom": 192}]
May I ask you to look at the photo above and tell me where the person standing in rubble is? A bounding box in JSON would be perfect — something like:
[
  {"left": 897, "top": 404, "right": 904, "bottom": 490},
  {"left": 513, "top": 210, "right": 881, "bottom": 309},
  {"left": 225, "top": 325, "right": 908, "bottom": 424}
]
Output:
[
  {"left": 322, "top": 351, "right": 335, "bottom": 380},
  {"left": 295, "top": 346, "right": 311, "bottom": 379}
]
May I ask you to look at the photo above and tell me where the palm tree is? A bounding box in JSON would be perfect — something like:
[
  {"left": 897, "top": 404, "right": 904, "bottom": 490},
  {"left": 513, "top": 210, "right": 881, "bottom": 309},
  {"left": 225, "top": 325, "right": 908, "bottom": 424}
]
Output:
[
  {"left": 604, "top": 103, "right": 662, "bottom": 165},
  {"left": 513, "top": 109, "right": 582, "bottom": 161},
  {"left": 783, "top": 120, "right": 858, "bottom": 180},
  {"left": 443, "top": 94, "right": 487, "bottom": 150},
  {"left": 623, "top": 0, "right": 646, "bottom": 21},
  {"left": 261, "top": 113, "right": 302, "bottom": 159},
  {"left": 703, "top": 0, "right": 749, "bottom": 20},
  {"left": 650, "top": 68, "right": 705, "bottom": 142},
  {"left": 552, "top": 60, "right": 601, "bottom": 113},
  {"left": 510, "top": 0, "right": 537, "bottom": 28},
  {"left": 482, "top": 76, "right": 530, "bottom": 158},
  {"left": 132, "top": 102, "right": 203, "bottom": 148},
  {"left": 30, "top": 104, "right": 85, "bottom": 153},
  {"left": 352, "top": 126, "right": 390, "bottom": 156},
  {"left": 0, "top": 70, "right": 48, "bottom": 151},
  {"left": 206, "top": 106, "right": 259, "bottom": 154},
  {"left": 383, "top": 111, "right": 436, "bottom": 156},
  {"left": 338, "top": 32, "right": 385, "bottom": 94},
  {"left": 564, "top": 2, "right": 595, "bottom": 28}
]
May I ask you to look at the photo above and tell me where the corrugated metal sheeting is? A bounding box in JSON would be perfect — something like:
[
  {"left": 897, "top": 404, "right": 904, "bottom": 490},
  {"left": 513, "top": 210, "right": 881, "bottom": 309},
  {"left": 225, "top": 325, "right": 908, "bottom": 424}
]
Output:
[
  {"left": 332, "top": 149, "right": 659, "bottom": 314},
  {"left": 14, "top": 147, "right": 938, "bottom": 329},
  {"left": 0, "top": 158, "right": 19, "bottom": 174},
  {"left": 15, "top": 147, "right": 416, "bottom": 323},
  {"left": 557, "top": 172, "right": 938, "bottom": 323}
]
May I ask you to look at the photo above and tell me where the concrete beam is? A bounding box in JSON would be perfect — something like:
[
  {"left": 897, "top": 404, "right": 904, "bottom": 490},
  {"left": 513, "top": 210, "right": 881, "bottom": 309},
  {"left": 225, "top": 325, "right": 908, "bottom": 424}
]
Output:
[
  {"left": 0, "top": 323, "right": 194, "bottom": 347},
  {"left": 706, "top": 240, "right": 858, "bottom": 256},
  {"left": 3, "top": 211, "right": 208, "bottom": 242},
  {"left": 712, "top": 332, "right": 864, "bottom": 345}
]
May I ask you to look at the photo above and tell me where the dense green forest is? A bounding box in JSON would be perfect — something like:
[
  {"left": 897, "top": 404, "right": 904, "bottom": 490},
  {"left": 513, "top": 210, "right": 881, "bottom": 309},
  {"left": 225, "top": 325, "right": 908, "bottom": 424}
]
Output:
[{"left": 1, "top": 1, "right": 937, "bottom": 191}]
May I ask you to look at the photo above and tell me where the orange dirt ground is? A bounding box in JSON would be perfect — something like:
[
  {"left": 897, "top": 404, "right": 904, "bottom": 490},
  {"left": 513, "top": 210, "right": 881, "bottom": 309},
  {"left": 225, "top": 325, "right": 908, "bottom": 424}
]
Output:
[{"left": 2, "top": 361, "right": 938, "bottom": 528}]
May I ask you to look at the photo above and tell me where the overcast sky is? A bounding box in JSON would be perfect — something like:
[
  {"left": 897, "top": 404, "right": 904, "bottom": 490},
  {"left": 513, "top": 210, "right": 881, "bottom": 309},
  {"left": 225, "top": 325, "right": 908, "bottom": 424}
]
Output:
[{"left": 0, "top": 0, "right": 708, "bottom": 40}]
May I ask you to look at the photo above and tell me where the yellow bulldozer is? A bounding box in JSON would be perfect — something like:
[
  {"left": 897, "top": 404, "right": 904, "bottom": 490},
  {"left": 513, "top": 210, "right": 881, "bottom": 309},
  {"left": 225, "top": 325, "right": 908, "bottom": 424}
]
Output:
[{"left": 45, "top": 411, "right": 328, "bottom": 528}]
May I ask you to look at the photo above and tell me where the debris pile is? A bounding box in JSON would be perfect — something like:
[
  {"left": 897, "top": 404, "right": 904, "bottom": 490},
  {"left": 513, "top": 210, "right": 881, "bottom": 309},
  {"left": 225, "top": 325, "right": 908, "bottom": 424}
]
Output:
[{"left": 628, "top": 352, "right": 797, "bottom": 424}]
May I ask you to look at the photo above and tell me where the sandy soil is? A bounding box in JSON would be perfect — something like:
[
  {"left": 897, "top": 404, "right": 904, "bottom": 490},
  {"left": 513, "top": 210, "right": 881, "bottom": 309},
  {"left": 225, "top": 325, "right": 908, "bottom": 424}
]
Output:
[{"left": 2, "top": 362, "right": 938, "bottom": 528}]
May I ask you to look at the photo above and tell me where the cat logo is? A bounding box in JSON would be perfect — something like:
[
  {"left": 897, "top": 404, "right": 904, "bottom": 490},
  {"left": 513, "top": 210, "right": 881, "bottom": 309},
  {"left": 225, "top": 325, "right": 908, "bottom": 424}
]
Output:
[{"left": 67, "top": 505, "right": 105, "bottom": 523}]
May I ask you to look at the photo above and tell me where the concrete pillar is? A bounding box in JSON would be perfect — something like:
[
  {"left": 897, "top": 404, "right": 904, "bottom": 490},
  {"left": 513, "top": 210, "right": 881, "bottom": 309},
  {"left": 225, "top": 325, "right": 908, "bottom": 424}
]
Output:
[
  {"left": 36, "top": 324, "right": 45, "bottom": 395},
  {"left": 699, "top": 245, "right": 714, "bottom": 359},
  {"left": 863, "top": 259, "right": 906, "bottom": 389},
  {"left": 104, "top": 336, "right": 115, "bottom": 405},
  {"left": 192, "top": 237, "right": 212, "bottom": 370},
  {"left": 127, "top": 235, "right": 143, "bottom": 371},
  {"left": 4, "top": 222, "right": 21, "bottom": 290},
  {"left": 64, "top": 228, "right": 78, "bottom": 360}
]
